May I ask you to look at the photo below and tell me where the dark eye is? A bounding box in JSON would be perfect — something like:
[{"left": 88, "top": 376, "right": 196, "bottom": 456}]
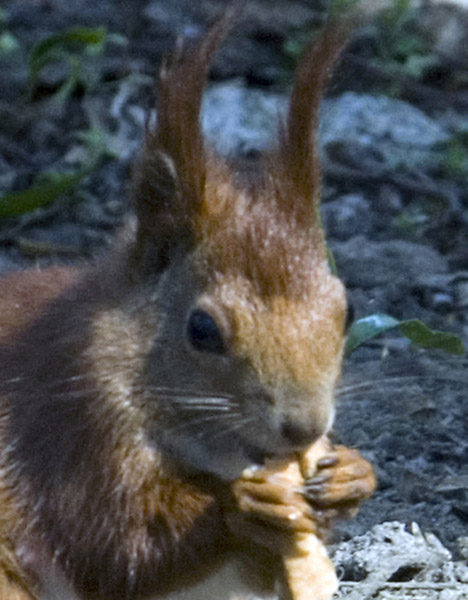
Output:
[
  {"left": 187, "top": 309, "right": 225, "bottom": 354},
  {"left": 345, "top": 302, "right": 355, "bottom": 332}
]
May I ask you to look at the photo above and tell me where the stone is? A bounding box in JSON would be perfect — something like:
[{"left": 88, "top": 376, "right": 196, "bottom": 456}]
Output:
[
  {"left": 322, "top": 193, "right": 373, "bottom": 241},
  {"left": 332, "top": 237, "right": 449, "bottom": 290},
  {"left": 202, "top": 80, "right": 287, "bottom": 156},
  {"left": 333, "top": 521, "right": 468, "bottom": 600},
  {"left": 320, "top": 93, "right": 450, "bottom": 172}
]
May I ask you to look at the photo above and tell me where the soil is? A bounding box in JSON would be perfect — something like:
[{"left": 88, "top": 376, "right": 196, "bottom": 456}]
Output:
[{"left": 1, "top": 1, "right": 467, "bottom": 598}]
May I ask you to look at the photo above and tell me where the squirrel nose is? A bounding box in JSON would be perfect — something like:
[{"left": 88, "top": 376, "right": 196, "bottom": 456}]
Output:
[{"left": 280, "top": 418, "right": 322, "bottom": 448}]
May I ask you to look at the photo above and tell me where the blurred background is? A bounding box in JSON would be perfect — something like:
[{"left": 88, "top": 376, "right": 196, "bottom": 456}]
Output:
[{"left": 0, "top": 1, "right": 467, "bottom": 596}]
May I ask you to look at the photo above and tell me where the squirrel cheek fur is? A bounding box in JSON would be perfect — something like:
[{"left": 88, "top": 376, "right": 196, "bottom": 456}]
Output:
[{"left": 0, "top": 10, "right": 375, "bottom": 600}]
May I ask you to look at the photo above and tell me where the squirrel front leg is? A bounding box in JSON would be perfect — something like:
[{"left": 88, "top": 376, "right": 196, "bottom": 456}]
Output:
[
  {"left": 226, "top": 444, "right": 333, "bottom": 600},
  {"left": 226, "top": 459, "right": 319, "bottom": 600},
  {"left": 302, "top": 442, "right": 376, "bottom": 535},
  {"left": 227, "top": 439, "right": 375, "bottom": 549},
  {"left": 226, "top": 438, "right": 376, "bottom": 600}
]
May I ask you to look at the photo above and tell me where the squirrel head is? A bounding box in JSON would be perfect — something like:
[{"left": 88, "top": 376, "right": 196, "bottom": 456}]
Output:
[{"left": 91, "top": 14, "right": 350, "bottom": 481}]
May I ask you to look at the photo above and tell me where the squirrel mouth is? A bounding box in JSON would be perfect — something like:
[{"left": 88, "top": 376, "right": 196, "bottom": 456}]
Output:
[
  {"left": 244, "top": 443, "right": 268, "bottom": 466},
  {"left": 242, "top": 440, "right": 296, "bottom": 468}
]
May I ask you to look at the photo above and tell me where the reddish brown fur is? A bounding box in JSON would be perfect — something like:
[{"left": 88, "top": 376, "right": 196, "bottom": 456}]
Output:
[
  {"left": 0, "top": 267, "right": 80, "bottom": 343},
  {"left": 195, "top": 160, "right": 328, "bottom": 299},
  {"left": 277, "top": 19, "right": 351, "bottom": 218},
  {"left": 0, "top": 10, "right": 374, "bottom": 600},
  {"left": 132, "top": 9, "right": 238, "bottom": 252}
]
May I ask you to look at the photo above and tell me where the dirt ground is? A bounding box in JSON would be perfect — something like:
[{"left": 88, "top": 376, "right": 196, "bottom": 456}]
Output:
[{"left": 0, "top": 1, "right": 467, "bottom": 598}]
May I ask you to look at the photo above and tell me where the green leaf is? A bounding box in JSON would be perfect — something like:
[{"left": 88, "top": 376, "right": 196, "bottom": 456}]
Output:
[
  {"left": 74, "top": 127, "right": 115, "bottom": 165},
  {"left": 53, "top": 54, "right": 83, "bottom": 102},
  {"left": 0, "top": 121, "right": 109, "bottom": 219},
  {"left": 28, "top": 48, "right": 68, "bottom": 88},
  {"left": 30, "top": 25, "right": 107, "bottom": 64},
  {"left": 28, "top": 26, "right": 107, "bottom": 86},
  {"left": 0, "top": 171, "right": 85, "bottom": 218},
  {"left": 345, "top": 313, "right": 465, "bottom": 356},
  {"left": 345, "top": 313, "right": 400, "bottom": 355},
  {"left": 399, "top": 319, "right": 465, "bottom": 355}
]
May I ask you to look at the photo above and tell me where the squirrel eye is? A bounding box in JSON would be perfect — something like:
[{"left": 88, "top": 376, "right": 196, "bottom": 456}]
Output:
[{"left": 187, "top": 309, "right": 225, "bottom": 354}]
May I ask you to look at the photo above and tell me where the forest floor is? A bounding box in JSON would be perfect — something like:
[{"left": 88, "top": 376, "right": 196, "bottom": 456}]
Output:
[{"left": 1, "top": 1, "right": 467, "bottom": 598}]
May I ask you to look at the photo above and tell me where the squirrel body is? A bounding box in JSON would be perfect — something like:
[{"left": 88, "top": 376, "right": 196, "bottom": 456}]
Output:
[{"left": 0, "top": 12, "right": 376, "bottom": 600}]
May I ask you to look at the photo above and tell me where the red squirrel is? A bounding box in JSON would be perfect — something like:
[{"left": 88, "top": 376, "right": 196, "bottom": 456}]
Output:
[{"left": 0, "top": 11, "right": 376, "bottom": 600}]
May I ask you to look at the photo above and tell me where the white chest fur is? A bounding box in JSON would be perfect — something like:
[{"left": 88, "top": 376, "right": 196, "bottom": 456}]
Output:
[{"left": 39, "top": 557, "right": 275, "bottom": 600}]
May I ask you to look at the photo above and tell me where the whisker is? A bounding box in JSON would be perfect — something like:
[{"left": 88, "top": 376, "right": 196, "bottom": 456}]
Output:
[
  {"left": 336, "top": 373, "right": 468, "bottom": 398},
  {"left": 338, "top": 386, "right": 422, "bottom": 402},
  {"left": 147, "top": 386, "right": 235, "bottom": 400},
  {"left": 218, "top": 414, "right": 256, "bottom": 436},
  {"left": 163, "top": 395, "right": 233, "bottom": 405},
  {"left": 44, "top": 373, "right": 91, "bottom": 387},
  {"left": 154, "top": 394, "right": 235, "bottom": 411},
  {"left": 42, "top": 381, "right": 237, "bottom": 410},
  {"left": 47, "top": 388, "right": 106, "bottom": 400},
  {"left": 162, "top": 411, "right": 241, "bottom": 435},
  {"left": 185, "top": 411, "right": 256, "bottom": 445},
  {"left": 168, "top": 403, "right": 232, "bottom": 412},
  {"left": 337, "top": 377, "right": 422, "bottom": 396}
]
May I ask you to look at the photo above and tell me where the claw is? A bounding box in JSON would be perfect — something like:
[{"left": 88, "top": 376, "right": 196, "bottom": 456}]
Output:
[{"left": 304, "top": 445, "right": 376, "bottom": 517}]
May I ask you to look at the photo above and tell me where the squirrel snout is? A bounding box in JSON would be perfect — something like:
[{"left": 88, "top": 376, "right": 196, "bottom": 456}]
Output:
[
  {"left": 259, "top": 402, "right": 333, "bottom": 455},
  {"left": 280, "top": 419, "right": 323, "bottom": 448},
  {"left": 269, "top": 383, "right": 335, "bottom": 451},
  {"left": 278, "top": 410, "right": 332, "bottom": 450},
  {"left": 267, "top": 386, "right": 335, "bottom": 452}
]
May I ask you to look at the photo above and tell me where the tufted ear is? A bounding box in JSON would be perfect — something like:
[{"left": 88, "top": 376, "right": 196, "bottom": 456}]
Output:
[
  {"left": 271, "top": 16, "right": 352, "bottom": 226},
  {"left": 131, "top": 10, "right": 237, "bottom": 265}
]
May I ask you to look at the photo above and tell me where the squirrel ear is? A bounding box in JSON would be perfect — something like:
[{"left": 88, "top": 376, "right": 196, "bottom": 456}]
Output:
[
  {"left": 273, "top": 16, "right": 352, "bottom": 225},
  {"left": 131, "top": 10, "right": 237, "bottom": 260}
]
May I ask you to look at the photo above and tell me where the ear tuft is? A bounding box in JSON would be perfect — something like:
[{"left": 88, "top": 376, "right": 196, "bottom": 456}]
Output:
[
  {"left": 131, "top": 9, "right": 239, "bottom": 256},
  {"left": 271, "top": 15, "right": 352, "bottom": 225}
]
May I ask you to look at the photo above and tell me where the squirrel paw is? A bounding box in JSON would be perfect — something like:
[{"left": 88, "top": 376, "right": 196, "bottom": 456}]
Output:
[
  {"left": 304, "top": 445, "right": 376, "bottom": 521},
  {"left": 227, "top": 465, "right": 315, "bottom": 553}
]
